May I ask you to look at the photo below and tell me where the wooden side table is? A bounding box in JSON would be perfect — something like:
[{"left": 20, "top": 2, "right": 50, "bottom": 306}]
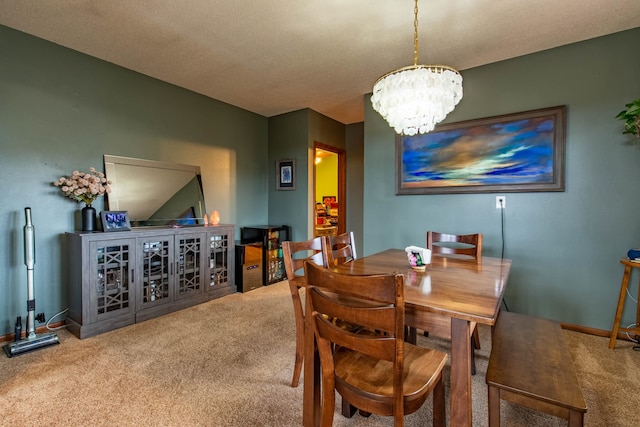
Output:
[{"left": 609, "top": 259, "right": 640, "bottom": 349}]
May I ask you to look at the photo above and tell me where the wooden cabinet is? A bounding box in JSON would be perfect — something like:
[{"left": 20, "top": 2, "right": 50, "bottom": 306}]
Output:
[
  {"left": 240, "top": 225, "right": 289, "bottom": 285},
  {"left": 66, "top": 225, "right": 235, "bottom": 339}
]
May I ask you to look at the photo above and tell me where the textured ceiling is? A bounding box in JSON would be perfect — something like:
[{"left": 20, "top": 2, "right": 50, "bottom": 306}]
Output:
[{"left": 1, "top": 0, "right": 639, "bottom": 124}]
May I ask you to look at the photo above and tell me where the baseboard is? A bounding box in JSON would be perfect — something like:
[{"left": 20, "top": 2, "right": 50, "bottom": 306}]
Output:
[
  {"left": 3, "top": 320, "right": 632, "bottom": 344},
  {"left": 0, "top": 321, "right": 65, "bottom": 344},
  {"left": 560, "top": 322, "right": 637, "bottom": 342}
]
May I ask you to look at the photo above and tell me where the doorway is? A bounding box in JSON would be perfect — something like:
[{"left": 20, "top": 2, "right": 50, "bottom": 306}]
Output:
[{"left": 313, "top": 142, "right": 345, "bottom": 238}]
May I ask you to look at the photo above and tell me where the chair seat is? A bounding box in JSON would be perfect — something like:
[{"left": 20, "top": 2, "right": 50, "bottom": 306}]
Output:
[{"left": 335, "top": 343, "right": 447, "bottom": 412}]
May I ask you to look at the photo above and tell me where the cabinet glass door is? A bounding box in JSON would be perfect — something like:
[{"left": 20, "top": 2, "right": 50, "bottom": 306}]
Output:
[
  {"left": 92, "top": 240, "right": 134, "bottom": 320},
  {"left": 139, "top": 238, "right": 173, "bottom": 308},
  {"left": 266, "top": 230, "right": 285, "bottom": 284},
  {"left": 175, "top": 234, "right": 204, "bottom": 298},
  {"left": 208, "top": 233, "right": 229, "bottom": 288}
]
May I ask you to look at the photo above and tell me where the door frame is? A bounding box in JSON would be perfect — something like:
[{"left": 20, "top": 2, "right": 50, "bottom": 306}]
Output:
[{"left": 313, "top": 142, "right": 346, "bottom": 235}]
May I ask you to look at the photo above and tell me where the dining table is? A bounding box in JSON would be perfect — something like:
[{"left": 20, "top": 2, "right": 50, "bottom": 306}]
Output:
[{"left": 302, "top": 248, "right": 512, "bottom": 427}]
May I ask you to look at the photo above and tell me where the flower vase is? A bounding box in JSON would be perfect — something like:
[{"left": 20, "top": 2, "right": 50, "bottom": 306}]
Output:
[{"left": 81, "top": 204, "right": 96, "bottom": 232}]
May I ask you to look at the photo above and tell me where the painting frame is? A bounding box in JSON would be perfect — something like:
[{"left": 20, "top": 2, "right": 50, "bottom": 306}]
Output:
[
  {"left": 276, "top": 159, "right": 296, "bottom": 191},
  {"left": 100, "top": 210, "right": 131, "bottom": 232},
  {"left": 396, "top": 105, "right": 566, "bottom": 195}
]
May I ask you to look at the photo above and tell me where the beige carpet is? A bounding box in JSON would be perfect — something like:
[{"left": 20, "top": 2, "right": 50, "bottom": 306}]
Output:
[{"left": 1, "top": 281, "right": 639, "bottom": 426}]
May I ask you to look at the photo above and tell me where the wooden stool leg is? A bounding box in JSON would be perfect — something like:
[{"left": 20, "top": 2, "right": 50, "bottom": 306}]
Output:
[{"left": 609, "top": 265, "right": 632, "bottom": 349}]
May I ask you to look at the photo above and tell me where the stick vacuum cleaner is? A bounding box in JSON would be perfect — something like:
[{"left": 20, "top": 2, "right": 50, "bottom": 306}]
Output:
[{"left": 3, "top": 207, "right": 59, "bottom": 358}]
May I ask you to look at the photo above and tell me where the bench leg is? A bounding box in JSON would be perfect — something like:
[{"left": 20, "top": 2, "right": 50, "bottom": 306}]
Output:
[
  {"left": 488, "top": 385, "right": 500, "bottom": 427},
  {"left": 568, "top": 409, "right": 584, "bottom": 427}
]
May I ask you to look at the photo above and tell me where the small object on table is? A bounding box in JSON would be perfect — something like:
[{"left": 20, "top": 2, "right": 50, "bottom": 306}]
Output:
[
  {"left": 405, "top": 246, "right": 431, "bottom": 271},
  {"left": 627, "top": 248, "right": 640, "bottom": 260}
]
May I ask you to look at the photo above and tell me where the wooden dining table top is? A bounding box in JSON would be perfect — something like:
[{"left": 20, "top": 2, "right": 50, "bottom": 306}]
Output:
[{"left": 330, "top": 248, "right": 512, "bottom": 326}]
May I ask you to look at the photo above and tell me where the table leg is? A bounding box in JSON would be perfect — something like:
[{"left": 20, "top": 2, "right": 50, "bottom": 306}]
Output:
[
  {"left": 609, "top": 265, "right": 632, "bottom": 349},
  {"left": 303, "top": 289, "right": 320, "bottom": 427},
  {"left": 450, "top": 317, "right": 473, "bottom": 427}
]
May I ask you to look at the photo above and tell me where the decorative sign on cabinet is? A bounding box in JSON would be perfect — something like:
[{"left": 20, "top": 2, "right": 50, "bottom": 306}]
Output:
[{"left": 66, "top": 225, "right": 235, "bottom": 339}]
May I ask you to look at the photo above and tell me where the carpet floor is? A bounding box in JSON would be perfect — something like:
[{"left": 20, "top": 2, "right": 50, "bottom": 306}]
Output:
[{"left": 1, "top": 280, "right": 639, "bottom": 426}]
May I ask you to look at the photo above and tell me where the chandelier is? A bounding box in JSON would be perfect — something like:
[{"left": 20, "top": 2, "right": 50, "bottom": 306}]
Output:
[{"left": 371, "top": 0, "right": 463, "bottom": 136}]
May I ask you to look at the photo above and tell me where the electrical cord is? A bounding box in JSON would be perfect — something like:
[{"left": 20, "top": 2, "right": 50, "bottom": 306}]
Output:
[
  {"left": 626, "top": 323, "right": 640, "bottom": 351},
  {"left": 499, "top": 198, "right": 510, "bottom": 311},
  {"left": 625, "top": 322, "right": 639, "bottom": 343},
  {"left": 621, "top": 287, "right": 640, "bottom": 350},
  {"left": 46, "top": 307, "right": 69, "bottom": 331},
  {"left": 500, "top": 199, "right": 505, "bottom": 260}
]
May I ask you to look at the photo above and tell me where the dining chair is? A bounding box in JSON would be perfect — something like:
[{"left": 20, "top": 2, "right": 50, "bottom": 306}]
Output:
[
  {"left": 282, "top": 237, "right": 327, "bottom": 388},
  {"left": 406, "top": 231, "right": 483, "bottom": 374},
  {"left": 305, "top": 261, "right": 447, "bottom": 427},
  {"left": 427, "top": 230, "right": 483, "bottom": 349},
  {"left": 427, "top": 231, "right": 483, "bottom": 261},
  {"left": 324, "top": 231, "right": 357, "bottom": 266}
]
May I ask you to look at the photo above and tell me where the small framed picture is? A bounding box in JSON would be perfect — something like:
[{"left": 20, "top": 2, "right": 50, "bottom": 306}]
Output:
[
  {"left": 276, "top": 159, "right": 295, "bottom": 191},
  {"left": 100, "top": 211, "right": 131, "bottom": 232}
]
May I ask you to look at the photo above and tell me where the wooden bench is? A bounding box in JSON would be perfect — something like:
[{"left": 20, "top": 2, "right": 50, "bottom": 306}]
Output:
[{"left": 486, "top": 311, "right": 587, "bottom": 427}]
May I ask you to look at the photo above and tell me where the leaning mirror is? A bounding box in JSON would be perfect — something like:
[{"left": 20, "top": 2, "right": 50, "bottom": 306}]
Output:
[{"left": 104, "top": 155, "right": 206, "bottom": 227}]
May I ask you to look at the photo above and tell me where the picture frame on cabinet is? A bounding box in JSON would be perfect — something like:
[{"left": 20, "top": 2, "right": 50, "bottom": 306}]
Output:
[
  {"left": 396, "top": 105, "right": 566, "bottom": 194},
  {"left": 100, "top": 210, "right": 131, "bottom": 232},
  {"left": 276, "top": 159, "right": 295, "bottom": 191}
]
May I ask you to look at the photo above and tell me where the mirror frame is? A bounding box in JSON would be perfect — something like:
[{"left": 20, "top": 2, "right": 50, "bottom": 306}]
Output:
[{"left": 104, "top": 155, "right": 205, "bottom": 227}]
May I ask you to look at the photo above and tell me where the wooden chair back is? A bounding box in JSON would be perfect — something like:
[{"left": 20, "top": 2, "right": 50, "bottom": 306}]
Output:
[
  {"left": 427, "top": 231, "right": 483, "bottom": 261},
  {"left": 281, "top": 237, "right": 327, "bottom": 388},
  {"left": 282, "top": 237, "right": 326, "bottom": 285},
  {"left": 305, "top": 261, "right": 447, "bottom": 426},
  {"left": 325, "top": 231, "right": 357, "bottom": 266}
]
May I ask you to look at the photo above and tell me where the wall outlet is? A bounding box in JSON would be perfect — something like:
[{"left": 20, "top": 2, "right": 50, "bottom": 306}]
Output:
[{"left": 496, "top": 196, "right": 506, "bottom": 209}]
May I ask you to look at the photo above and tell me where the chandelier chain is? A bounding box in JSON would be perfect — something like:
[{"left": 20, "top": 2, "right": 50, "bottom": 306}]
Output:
[{"left": 413, "top": 0, "right": 419, "bottom": 66}]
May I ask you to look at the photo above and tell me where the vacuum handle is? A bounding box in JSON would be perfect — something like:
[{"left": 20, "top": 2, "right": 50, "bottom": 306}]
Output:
[{"left": 24, "top": 207, "right": 35, "bottom": 269}]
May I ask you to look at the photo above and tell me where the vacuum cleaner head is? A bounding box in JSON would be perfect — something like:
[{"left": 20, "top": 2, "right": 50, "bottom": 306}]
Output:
[{"left": 3, "top": 332, "right": 59, "bottom": 358}]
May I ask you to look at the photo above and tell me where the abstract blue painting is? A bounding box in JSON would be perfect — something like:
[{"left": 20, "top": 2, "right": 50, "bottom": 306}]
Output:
[{"left": 396, "top": 106, "right": 566, "bottom": 194}]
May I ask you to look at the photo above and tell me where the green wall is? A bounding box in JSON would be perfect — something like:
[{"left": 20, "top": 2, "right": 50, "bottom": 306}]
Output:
[
  {"left": 363, "top": 28, "right": 640, "bottom": 331},
  {"left": 268, "top": 109, "right": 346, "bottom": 241},
  {"left": 0, "top": 25, "right": 269, "bottom": 335},
  {"left": 267, "top": 110, "right": 310, "bottom": 241},
  {"left": 3, "top": 22, "right": 639, "bottom": 336},
  {"left": 345, "top": 123, "right": 365, "bottom": 256}
]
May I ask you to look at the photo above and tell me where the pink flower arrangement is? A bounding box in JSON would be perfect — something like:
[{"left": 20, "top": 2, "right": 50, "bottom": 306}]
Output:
[{"left": 53, "top": 167, "right": 111, "bottom": 205}]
